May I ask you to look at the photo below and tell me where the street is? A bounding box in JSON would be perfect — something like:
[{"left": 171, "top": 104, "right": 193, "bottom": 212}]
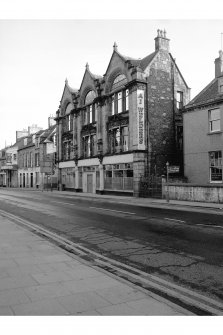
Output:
[{"left": 0, "top": 188, "right": 223, "bottom": 308}]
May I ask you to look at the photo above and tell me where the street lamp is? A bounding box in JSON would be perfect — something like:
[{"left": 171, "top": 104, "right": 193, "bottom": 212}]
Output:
[{"left": 166, "top": 161, "right": 169, "bottom": 203}]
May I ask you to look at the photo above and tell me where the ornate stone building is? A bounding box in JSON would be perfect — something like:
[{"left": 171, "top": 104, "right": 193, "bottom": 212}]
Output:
[{"left": 55, "top": 30, "right": 190, "bottom": 196}]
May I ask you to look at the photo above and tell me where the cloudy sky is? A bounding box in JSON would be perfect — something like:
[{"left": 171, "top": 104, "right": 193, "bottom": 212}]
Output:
[{"left": 0, "top": 5, "right": 223, "bottom": 150}]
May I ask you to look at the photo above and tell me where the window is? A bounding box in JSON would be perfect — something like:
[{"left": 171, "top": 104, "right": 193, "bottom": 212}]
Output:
[
  {"left": 6, "top": 153, "right": 12, "bottom": 163},
  {"left": 13, "top": 154, "right": 17, "bottom": 161},
  {"left": 209, "top": 109, "right": 220, "bottom": 132},
  {"left": 109, "top": 126, "right": 129, "bottom": 153},
  {"left": 84, "top": 104, "right": 96, "bottom": 125},
  {"left": 176, "top": 91, "right": 183, "bottom": 109},
  {"left": 111, "top": 89, "right": 129, "bottom": 115},
  {"left": 104, "top": 163, "right": 133, "bottom": 191},
  {"left": 220, "top": 85, "right": 223, "bottom": 93},
  {"left": 63, "top": 140, "right": 72, "bottom": 160},
  {"left": 83, "top": 134, "right": 97, "bottom": 158},
  {"left": 209, "top": 151, "right": 222, "bottom": 182},
  {"left": 35, "top": 153, "right": 40, "bottom": 167},
  {"left": 111, "top": 74, "right": 129, "bottom": 115},
  {"left": 30, "top": 152, "right": 33, "bottom": 167}
]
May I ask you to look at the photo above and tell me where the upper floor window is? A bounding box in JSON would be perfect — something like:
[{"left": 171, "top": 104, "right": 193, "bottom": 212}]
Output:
[
  {"left": 85, "top": 90, "right": 96, "bottom": 105},
  {"left": 108, "top": 126, "right": 129, "bottom": 153},
  {"left": 6, "top": 153, "right": 12, "bottom": 163},
  {"left": 112, "top": 89, "right": 129, "bottom": 115},
  {"left": 83, "top": 134, "right": 97, "bottom": 158},
  {"left": 112, "top": 74, "right": 127, "bottom": 91},
  {"left": 209, "top": 151, "right": 222, "bottom": 182},
  {"left": 13, "top": 154, "right": 17, "bottom": 161},
  {"left": 111, "top": 74, "right": 129, "bottom": 115},
  {"left": 220, "top": 85, "right": 223, "bottom": 94},
  {"left": 35, "top": 153, "right": 39, "bottom": 167},
  {"left": 83, "top": 90, "right": 97, "bottom": 125},
  {"left": 209, "top": 108, "right": 220, "bottom": 132},
  {"left": 176, "top": 91, "right": 183, "bottom": 109}
]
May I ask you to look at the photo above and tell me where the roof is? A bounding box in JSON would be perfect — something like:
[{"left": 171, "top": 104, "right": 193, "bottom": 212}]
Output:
[
  {"left": 139, "top": 51, "right": 158, "bottom": 70},
  {"left": 185, "top": 78, "right": 222, "bottom": 109}
]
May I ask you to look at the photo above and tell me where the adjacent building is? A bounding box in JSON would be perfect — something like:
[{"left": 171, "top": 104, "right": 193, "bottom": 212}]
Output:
[
  {"left": 184, "top": 50, "right": 223, "bottom": 184},
  {"left": 55, "top": 30, "right": 190, "bottom": 196},
  {"left": 17, "top": 119, "right": 56, "bottom": 189}
]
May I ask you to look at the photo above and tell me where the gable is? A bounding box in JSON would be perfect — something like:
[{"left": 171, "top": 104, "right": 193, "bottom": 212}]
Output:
[{"left": 79, "top": 69, "right": 98, "bottom": 107}]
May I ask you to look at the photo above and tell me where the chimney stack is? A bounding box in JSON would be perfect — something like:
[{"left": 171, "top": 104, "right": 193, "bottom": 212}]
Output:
[
  {"left": 215, "top": 50, "right": 223, "bottom": 78},
  {"left": 155, "top": 29, "right": 170, "bottom": 52}
]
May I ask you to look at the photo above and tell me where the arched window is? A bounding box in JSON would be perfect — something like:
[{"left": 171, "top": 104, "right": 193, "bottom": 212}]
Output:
[
  {"left": 111, "top": 74, "right": 129, "bottom": 115},
  {"left": 65, "top": 103, "right": 73, "bottom": 131},
  {"left": 83, "top": 90, "right": 97, "bottom": 125},
  {"left": 112, "top": 74, "right": 127, "bottom": 91},
  {"left": 85, "top": 90, "right": 96, "bottom": 105}
]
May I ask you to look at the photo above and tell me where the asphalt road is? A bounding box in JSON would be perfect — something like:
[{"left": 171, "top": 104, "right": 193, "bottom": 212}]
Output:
[{"left": 0, "top": 188, "right": 223, "bottom": 304}]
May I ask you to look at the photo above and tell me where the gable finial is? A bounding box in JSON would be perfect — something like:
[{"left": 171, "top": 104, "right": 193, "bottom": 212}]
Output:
[
  {"left": 163, "top": 29, "right": 166, "bottom": 38},
  {"left": 113, "top": 42, "right": 118, "bottom": 51},
  {"left": 85, "top": 62, "right": 89, "bottom": 70},
  {"left": 65, "top": 78, "right": 68, "bottom": 85}
]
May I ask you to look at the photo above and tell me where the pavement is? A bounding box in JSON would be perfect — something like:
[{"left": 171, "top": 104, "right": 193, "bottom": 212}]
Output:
[{"left": 0, "top": 213, "right": 192, "bottom": 316}]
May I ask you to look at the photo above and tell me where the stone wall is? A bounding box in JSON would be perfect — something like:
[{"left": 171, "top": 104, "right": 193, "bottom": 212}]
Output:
[{"left": 163, "top": 183, "right": 223, "bottom": 203}]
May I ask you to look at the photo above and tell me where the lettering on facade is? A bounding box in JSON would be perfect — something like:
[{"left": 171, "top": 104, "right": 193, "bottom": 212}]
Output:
[{"left": 137, "top": 90, "right": 145, "bottom": 150}]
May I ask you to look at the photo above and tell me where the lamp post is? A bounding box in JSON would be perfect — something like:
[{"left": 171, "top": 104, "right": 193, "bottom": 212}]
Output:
[{"left": 166, "top": 161, "right": 169, "bottom": 203}]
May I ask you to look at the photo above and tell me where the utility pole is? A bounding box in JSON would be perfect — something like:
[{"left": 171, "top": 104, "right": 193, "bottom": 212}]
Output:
[{"left": 166, "top": 161, "right": 169, "bottom": 203}]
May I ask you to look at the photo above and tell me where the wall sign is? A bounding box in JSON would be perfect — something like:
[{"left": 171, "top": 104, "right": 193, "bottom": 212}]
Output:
[{"left": 137, "top": 89, "right": 145, "bottom": 150}]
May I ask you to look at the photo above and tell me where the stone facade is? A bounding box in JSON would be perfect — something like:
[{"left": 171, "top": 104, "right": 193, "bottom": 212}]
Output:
[{"left": 56, "top": 30, "right": 190, "bottom": 196}]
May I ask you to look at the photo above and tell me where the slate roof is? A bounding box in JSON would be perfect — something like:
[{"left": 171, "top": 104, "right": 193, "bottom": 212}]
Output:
[{"left": 185, "top": 78, "right": 223, "bottom": 110}]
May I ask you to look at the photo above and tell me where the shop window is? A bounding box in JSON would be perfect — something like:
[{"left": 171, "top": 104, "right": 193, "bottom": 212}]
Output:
[
  {"left": 104, "top": 163, "right": 133, "bottom": 191},
  {"left": 209, "top": 151, "right": 222, "bottom": 182},
  {"left": 209, "top": 109, "right": 220, "bottom": 132},
  {"left": 176, "top": 91, "right": 183, "bottom": 109},
  {"left": 109, "top": 126, "right": 129, "bottom": 153}
]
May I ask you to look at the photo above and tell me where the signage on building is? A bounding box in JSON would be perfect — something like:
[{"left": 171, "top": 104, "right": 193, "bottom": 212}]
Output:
[
  {"left": 137, "top": 89, "right": 145, "bottom": 150},
  {"left": 168, "top": 166, "right": 180, "bottom": 173}
]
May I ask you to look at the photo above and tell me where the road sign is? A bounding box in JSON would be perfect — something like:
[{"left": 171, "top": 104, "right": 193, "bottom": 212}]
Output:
[{"left": 168, "top": 166, "right": 180, "bottom": 173}]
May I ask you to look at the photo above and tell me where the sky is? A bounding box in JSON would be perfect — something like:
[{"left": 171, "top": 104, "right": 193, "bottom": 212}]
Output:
[{"left": 1, "top": 19, "right": 223, "bottom": 149}]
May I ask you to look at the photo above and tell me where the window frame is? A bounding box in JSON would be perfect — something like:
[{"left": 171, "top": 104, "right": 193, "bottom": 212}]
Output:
[
  {"left": 209, "top": 150, "right": 222, "bottom": 183},
  {"left": 209, "top": 108, "right": 221, "bottom": 133}
]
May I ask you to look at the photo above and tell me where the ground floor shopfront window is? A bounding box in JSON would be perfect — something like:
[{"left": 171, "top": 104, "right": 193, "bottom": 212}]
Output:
[
  {"left": 61, "top": 168, "right": 75, "bottom": 189},
  {"left": 104, "top": 163, "right": 133, "bottom": 191}
]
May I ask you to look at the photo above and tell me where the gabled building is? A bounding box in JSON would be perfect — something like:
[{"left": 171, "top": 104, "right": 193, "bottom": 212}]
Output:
[
  {"left": 18, "top": 119, "right": 56, "bottom": 189},
  {"left": 56, "top": 30, "right": 190, "bottom": 196},
  {"left": 184, "top": 50, "right": 223, "bottom": 184}
]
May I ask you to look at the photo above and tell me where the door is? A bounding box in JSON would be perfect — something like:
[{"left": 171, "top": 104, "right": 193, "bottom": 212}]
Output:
[
  {"left": 30, "top": 173, "right": 33, "bottom": 188},
  {"left": 87, "top": 174, "right": 93, "bottom": 193}
]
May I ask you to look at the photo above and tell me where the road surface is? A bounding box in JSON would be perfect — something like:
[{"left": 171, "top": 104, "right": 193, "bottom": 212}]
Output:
[{"left": 0, "top": 188, "right": 222, "bottom": 307}]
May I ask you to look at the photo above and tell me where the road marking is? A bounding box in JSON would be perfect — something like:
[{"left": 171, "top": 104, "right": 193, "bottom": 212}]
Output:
[
  {"left": 164, "top": 217, "right": 186, "bottom": 223},
  {"left": 51, "top": 200, "right": 74, "bottom": 205},
  {"left": 89, "top": 207, "right": 135, "bottom": 215},
  {"left": 196, "top": 224, "right": 223, "bottom": 229}
]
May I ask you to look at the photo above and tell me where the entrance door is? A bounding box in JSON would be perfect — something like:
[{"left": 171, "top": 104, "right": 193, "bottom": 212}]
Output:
[
  {"left": 30, "top": 173, "right": 33, "bottom": 188},
  {"left": 87, "top": 174, "right": 93, "bottom": 193}
]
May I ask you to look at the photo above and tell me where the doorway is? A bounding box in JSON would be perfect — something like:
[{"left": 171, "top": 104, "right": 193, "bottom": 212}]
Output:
[{"left": 87, "top": 174, "right": 93, "bottom": 193}]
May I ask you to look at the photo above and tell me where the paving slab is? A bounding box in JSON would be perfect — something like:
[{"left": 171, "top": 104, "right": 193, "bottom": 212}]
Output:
[{"left": 0, "top": 214, "right": 188, "bottom": 316}]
